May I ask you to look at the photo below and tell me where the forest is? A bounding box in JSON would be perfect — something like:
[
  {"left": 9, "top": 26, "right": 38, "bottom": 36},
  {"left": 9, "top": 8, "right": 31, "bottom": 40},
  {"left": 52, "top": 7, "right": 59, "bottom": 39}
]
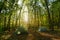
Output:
[{"left": 0, "top": 0, "right": 60, "bottom": 40}]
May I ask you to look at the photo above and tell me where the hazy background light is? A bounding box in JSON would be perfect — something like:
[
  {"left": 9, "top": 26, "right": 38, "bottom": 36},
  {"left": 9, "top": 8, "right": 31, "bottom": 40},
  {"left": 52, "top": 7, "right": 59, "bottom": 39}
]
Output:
[
  {"left": 18, "top": 0, "right": 23, "bottom": 6},
  {"left": 23, "top": 12, "right": 28, "bottom": 22},
  {"left": 23, "top": 5, "right": 28, "bottom": 22},
  {"left": 17, "top": 10, "right": 20, "bottom": 15}
]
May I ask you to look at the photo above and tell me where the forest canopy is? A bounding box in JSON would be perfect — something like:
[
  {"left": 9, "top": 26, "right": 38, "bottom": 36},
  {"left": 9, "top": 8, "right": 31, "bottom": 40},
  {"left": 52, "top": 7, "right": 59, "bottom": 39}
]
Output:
[{"left": 0, "top": 0, "right": 60, "bottom": 32}]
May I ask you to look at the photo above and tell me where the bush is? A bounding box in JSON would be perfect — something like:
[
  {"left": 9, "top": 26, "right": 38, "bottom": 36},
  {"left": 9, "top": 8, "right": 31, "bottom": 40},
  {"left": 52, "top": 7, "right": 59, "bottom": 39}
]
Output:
[{"left": 14, "top": 26, "right": 28, "bottom": 35}]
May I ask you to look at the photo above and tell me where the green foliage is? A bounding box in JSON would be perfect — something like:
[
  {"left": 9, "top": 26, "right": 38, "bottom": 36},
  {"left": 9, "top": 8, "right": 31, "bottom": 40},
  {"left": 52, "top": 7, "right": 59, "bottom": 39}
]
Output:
[{"left": 0, "top": 0, "right": 60, "bottom": 32}]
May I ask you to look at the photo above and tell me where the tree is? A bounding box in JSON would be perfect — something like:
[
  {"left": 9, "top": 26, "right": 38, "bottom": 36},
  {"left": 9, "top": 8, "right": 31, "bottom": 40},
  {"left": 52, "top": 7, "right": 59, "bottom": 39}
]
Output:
[
  {"left": 45, "top": 0, "right": 54, "bottom": 31},
  {"left": 51, "top": 0, "right": 60, "bottom": 29},
  {"left": 0, "top": 0, "right": 20, "bottom": 31}
]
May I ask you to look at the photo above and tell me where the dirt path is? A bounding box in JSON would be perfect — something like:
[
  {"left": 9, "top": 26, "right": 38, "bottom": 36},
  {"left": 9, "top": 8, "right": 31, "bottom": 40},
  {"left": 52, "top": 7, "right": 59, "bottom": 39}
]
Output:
[
  {"left": 1, "top": 31, "right": 60, "bottom": 40},
  {"left": 37, "top": 32, "right": 60, "bottom": 40},
  {"left": 26, "top": 34, "right": 35, "bottom": 40},
  {"left": 26, "top": 32, "right": 60, "bottom": 40}
]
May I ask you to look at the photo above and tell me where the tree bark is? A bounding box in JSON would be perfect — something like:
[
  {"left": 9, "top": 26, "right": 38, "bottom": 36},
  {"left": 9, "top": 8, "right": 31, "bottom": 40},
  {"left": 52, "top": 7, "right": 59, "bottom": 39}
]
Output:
[
  {"left": 45, "top": 0, "right": 54, "bottom": 31},
  {"left": 7, "top": 13, "right": 12, "bottom": 31}
]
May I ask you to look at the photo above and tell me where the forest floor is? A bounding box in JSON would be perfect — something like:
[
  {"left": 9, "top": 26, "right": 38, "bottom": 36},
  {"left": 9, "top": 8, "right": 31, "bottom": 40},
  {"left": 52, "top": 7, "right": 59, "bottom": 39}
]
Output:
[{"left": 0, "top": 30, "right": 60, "bottom": 40}]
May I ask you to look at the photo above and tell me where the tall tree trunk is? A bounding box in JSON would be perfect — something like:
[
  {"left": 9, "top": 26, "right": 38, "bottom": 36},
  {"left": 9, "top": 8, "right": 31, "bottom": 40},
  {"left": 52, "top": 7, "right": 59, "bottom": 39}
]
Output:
[
  {"left": 19, "top": 8, "right": 22, "bottom": 27},
  {"left": 4, "top": 17, "right": 6, "bottom": 27},
  {"left": 3, "top": 16, "right": 7, "bottom": 31},
  {"left": 15, "top": 13, "right": 18, "bottom": 27},
  {"left": 58, "top": 8, "right": 60, "bottom": 29},
  {"left": 7, "top": 13, "right": 12, "bottom": 31},
  {"left": 45, "top": 0, "right": 54, "bottom": 31}
]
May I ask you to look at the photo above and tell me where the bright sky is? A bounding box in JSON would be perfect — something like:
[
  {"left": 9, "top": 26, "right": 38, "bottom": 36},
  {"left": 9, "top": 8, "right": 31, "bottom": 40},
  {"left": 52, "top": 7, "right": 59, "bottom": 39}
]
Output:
[{"left": 18, "top": 0, "right": 23, "bottom": 6}]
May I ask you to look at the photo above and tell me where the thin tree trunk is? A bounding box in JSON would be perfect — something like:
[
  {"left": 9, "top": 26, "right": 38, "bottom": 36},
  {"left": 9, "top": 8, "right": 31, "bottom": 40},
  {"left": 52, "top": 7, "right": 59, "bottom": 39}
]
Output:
[
  {"left": 45, "top": 0, "right": 54, "bottom": 31},
  {"left": 18, "top": 11, "right": 20, "bottom": 27},
  {"left": 4, "top": 17, "right": 6, "bottom": 27},
  {"left": 15, "top": 13, "right": 18, "bottom": 27},
  {"left": 58, "top": 8, "right": 60, "bottom": 28},
  {"left": 7, "top": 13, "right": 12, "bottom": 31},
  {"left": 3, "top": 16, "right": 7, "bottom": 31}
]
